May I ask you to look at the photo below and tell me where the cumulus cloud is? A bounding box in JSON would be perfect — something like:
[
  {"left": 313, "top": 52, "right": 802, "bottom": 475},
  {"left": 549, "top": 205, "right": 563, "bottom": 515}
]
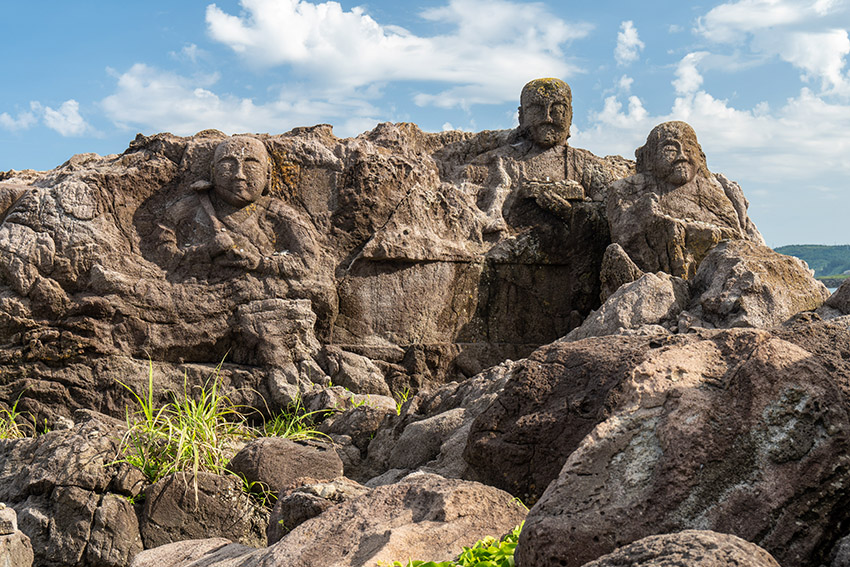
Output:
[
  {"left": 696, "top": 0, "right": 850, "bottom": 94},
  {"left": 614, "top": 21, "right": 644, "bottom": 66},
  {"left": 101, "top": 63, "right": 379, "bottom": 137},
  {"left": 205, "top": 0, "right": 591, "bottom": 108},
  {"left": 38, "top": 100, "right": 92, "bottom": 136},
  {"left": 0, "top": 109, "right": 37, "bottom": 131},
  {"left": 575, "top": 50, "right": 850, "bottom": 201}
]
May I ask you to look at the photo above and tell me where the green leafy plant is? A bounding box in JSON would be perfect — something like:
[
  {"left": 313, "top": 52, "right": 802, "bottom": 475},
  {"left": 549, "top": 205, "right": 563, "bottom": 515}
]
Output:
[
  {"left": 263, "top": 396, "right": 329, "bottom": 441},
  {"left": 393, "top": 387, "right": 411, "bottom": 416},
  {"left": 115, "top": 360, "right": 254, "bottom": 484},
  {"left": 381, "top": 522, "right": 523, "bottom": 567},
  {"left": 0, "top": 394, "right": 33, "bottom": 440}
]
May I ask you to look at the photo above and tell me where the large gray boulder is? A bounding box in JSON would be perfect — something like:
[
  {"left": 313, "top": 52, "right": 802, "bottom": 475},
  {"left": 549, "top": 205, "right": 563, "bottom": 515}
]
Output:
[
  {"left": 564, "top": 271, "right": 688, "bottom": 341},
  {"left": 226, "top": 437, "right": 344, "bottom": 496}
]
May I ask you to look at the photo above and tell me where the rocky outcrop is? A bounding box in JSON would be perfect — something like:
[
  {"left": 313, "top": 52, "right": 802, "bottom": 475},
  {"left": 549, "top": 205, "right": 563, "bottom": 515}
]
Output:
[
  {"left": 515, "top": 328, "right": 850, "bottom": 567},
  {"left": 133, "top": 473, "right": 527, "bottom": 567},
  {"left": 686, "top": 240, "right": 829, "bottom": 329},
  {"left": 577, "top": 530, "right": 780, "bottom": 567},
  {"left": 0, "top": 411, "right": 143, "bottom": 567},
  {"left": 0, "top": 122, "right": 634, "bottom": 427},
  {"left": 140, "top": 471, "right": 268, "bottom": 549}
]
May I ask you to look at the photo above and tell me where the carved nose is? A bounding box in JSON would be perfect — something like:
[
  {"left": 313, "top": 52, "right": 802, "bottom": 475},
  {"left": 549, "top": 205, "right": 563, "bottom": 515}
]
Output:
[{"left": 234, "top": 162, "right": 247, "bottom": 180}]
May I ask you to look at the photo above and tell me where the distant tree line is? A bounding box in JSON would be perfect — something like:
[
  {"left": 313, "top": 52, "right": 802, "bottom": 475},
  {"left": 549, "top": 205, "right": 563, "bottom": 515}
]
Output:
[{"left": 774, "top": 244, "right": 850, "bottom": 278}]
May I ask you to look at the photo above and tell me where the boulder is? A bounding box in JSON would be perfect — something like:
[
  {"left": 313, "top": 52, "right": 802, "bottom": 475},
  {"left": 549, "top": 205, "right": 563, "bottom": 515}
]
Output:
[
  {"left": 826, "top": 278, "right": 850, "bottom": 315},
  {"left": 599, "top": 243, "right": 644, "bottom": 302},
  {"left": 564, "top": 272, "right": 688, "bottom": 341},
  {"left": 516, "top": 328, "right": 850, "bottom": 567},
  {"left": 577, "top": 530, "right": 780, "bottom": 567},
  {"left": 361, "top": 360, "right": 517, "bottom": 483},
  {"left": 226, "top": 437, "right": 344, "bottom": 496},
  {"left": 267, "top": 477, "right": 370, "bottom": 544},
  {"left": 129, "top": 538, "right": 244, "bottom": 567},
  {"left": 0, "top": 411, "right": 143, "bottom": 567},
  {"left": 687, "top": 240, "right": 829, "bottom": 329},
  {"left": 140, "top": 472, "right": 268, "bottom": 549},
  {"left": 463, "top": 336, "right": 650, "bottom": 502},
  {"left": 139, "top": 473, "right": 527, "bottom": 567}
]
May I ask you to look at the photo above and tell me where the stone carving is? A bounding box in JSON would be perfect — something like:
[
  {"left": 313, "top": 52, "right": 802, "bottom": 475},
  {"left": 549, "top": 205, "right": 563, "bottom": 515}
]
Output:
[
  {"left": 152, "top": 136, "right": 322, "bottom": 279},
  {"left": 606, "top": 121, "right": 764, "bottom": 279}
]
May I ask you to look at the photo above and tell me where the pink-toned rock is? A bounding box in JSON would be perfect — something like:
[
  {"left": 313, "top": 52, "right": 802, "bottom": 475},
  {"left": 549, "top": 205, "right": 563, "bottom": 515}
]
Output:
[
  {"left": 578, "top": 530, "right": 780, "bottom": 567},
  {"left": 516, "top": 328, "right": 850, "bottom": 567}
]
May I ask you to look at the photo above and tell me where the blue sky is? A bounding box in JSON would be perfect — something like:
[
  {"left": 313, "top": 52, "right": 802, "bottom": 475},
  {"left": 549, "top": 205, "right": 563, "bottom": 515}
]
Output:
[{"left": 2, "top": 0, "right": 850, "bottom": 246}]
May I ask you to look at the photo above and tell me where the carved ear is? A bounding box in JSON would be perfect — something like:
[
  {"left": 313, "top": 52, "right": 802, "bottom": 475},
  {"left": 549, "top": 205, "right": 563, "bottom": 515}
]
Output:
[{"left": 517, "top": 105, "right": 524, "bottom": 126}]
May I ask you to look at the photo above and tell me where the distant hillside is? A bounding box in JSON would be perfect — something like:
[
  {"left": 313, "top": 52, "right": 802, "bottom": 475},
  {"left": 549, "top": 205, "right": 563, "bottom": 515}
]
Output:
[{"left": 774, "top": 244, "right": 850, "bottom": 278}]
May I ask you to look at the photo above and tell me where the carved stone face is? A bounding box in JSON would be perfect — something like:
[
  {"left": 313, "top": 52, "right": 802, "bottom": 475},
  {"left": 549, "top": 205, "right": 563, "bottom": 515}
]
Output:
[
  {"left": 519, "top": 78, "right": 572, "bottom": 149},
  {"left": 636, "top": 121, "right": 708, "bottom": 187},
  {"left": 211, "top": 137, "right": 270, "bottom": 208},
  {"left": 655, "top": 137, "right": 696, "bottom": 186}
]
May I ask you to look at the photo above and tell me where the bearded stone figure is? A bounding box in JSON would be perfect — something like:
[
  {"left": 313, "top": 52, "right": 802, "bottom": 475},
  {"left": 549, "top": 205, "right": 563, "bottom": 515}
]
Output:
[{"left": 606, "top": 121, "right": 763, "bottom": 279}]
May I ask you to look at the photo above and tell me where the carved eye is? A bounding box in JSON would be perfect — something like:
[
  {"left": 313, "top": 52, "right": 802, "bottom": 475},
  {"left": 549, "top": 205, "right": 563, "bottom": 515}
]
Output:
[{"left": 551, "top": 103, "right": 567, "bottom": 117}]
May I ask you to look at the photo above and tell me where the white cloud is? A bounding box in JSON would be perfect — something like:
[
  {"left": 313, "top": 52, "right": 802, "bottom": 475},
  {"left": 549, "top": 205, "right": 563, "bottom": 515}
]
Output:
[
  {"left": 614, "top": 21, "right": 644, "bottom": 66},
  {"left": 696, "top": 0, "right": 850, "bottom": 94},
  {"left": 618, "top": 75, "right": 634, "bottom": 92},
  {"left": 29, "top": 100, "right": 92, "bottom": 137},
  {"left": 575, "top": 51, "right": 850, "bottom": 187},
  {"left": 672, "top": 52, "right": 708, "bottom": 95},
  {"left": 757, "top": 29, "right": 850, "bottom": 91},
  {"left": 0, "top": 109, "right": 37, "bottom": 131},
  {"left": 101, "top": 63, "right": 379, "bottom": 137},
  {"left": 205, "top": 0, "right": 592, "bottom": 108}
]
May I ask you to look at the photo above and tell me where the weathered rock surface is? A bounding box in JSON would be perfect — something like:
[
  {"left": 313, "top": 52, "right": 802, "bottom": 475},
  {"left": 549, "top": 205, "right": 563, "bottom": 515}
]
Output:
[
  {"left": 140, "top": 471, "right": 268, "bottom": 549},
  {"left": 565, "top": 272, "right": 688, "bottom": 341},
  {"left": 0, "top": 411, "right": 143, "bottom": 567},
  {"left": 129, "top": 538, "right": 243, "bottom": 567},
  {"left": 516, "top": 328, "right": 850, "bottom": 567},
  {"left": 226, "top": 437, "right": 344, "bottom": 497},
  {"left": 686, "top": 240, "right": 829, "bottom": 329},
  {"left": 132, "top": 473, "right": 526, "bottom": 567},
  {"left": 0, "top": 505, "right": 34, "bottom": 567},
  {"left": 267, "top": 476, "right": 371, "bottom": 544},
  {"left": 0, "top": 531, "right": 34, "bottom": 567},
  {"left": 577, "top": 530, "right": 780, "bottom": 567}
]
